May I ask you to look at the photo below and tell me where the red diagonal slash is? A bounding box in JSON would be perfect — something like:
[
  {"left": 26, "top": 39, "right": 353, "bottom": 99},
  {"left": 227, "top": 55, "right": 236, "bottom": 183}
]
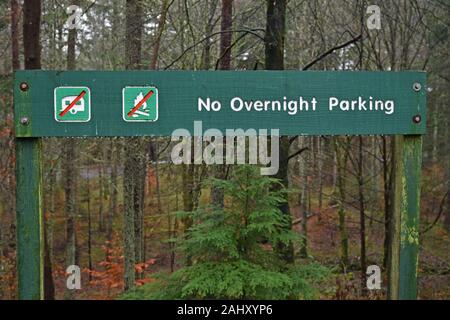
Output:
[
  {"left": 59, "top": 90, "right": 86, "bottom": 117},
  {"left": 127, "top": 90, "right": 154, "bottom": 117}
]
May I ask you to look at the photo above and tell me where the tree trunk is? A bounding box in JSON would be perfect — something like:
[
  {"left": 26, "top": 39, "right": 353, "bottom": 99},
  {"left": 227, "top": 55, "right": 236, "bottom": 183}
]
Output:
[
  {"left": 370, "top": 136, "right": 378, "bottom": 227},
  {"left": 332, "top": 150, "right": 337, "bottom": 193},
  {"left": 11, "top": 0, "right": 20, "bottom": 70},
  {"left": 219, "top": 0, "right": 233, "bottom": 70},
  {"left": 358, "top": 136, "right": 367, "bottom": 293},
  {"left": 333, "top": 137, "right": 349, "bottom": 269},
  {"left": 265, "top": 0, "right": 285, "bottom": 70},
  {"left": 23, "top": 0, "right": 55, "bottom": 300},
  {"left": 107, "top": 139, "right": 118, "bottom": 241},
  {"left": 274, "top": 136, "right": 293, "bottom": 262},
  {"left": 182, "top": 161, "right": 195, "bottom": 265},
  {"left": 299, "top": 137, "right": 308, "bottom": 258},
  {"left": 123, "top": 140, "right": 137, "bottom": 290},
  {"left": 63, "top": 141, "right": 77, "bottom": 299},
  {"left": 64, "top": 3, "right": 80, "bottom": 298},
  {"left": 123, "top": 0, "right": 145, "bottom": 291},
  {"left": 382, "top": 136, "right": 393, "bottom": 268},
  {"left": 138, "top": 0, "right": 171, "bottom": 276},
  {"left": 317, "top": 136, "right": 323, "bottom": 221},
  {"left": 210, "top": 0, "right": 233, "bottom": 208},
  {"left": 445, "top": 182, "right": 450, "bottom": 233},
  {"left": 445, "top": 123, "right": 450, "bottom": 233},
  {"left": 23, "top": 0, "right": 41, "bottom": 69},
  {"left": 67, "top": 15, "right": 76, "bottom": 70},
  {"left": 86, "top": 167, "right": 92, "bottom": 281},
  {"left": 202, "top": 0, "right": 218, "bottom": 69},
  {"left": 150, "top": 0, "right": 170, "bottom": 70},
  {"left": 264, "top": 0, "right": 293, "bottom": 263},
  {"left": 98, "top": 165, "right": 105, "bottom": 232}
]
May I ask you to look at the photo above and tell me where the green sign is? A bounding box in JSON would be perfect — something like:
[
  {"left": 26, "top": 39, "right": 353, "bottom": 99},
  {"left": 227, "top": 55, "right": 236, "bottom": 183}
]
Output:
[
  {"left": 14, "top": 71, "right": 426, "bottom": 137},
  {"left": 122, "top": 86, "right": 158, "bottom": 122},
  {"left": 54, "top": 86, "right": 91, "bottom": 122},
  {"left": 13, "top": 70, "right": 427, "bottom": 300}
]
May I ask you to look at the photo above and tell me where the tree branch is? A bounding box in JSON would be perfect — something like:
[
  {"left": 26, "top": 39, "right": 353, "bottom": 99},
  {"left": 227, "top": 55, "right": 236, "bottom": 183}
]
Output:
[
  {"left": 215, "top": 32, "right": 249, "bottom": 70},
  {"left": 421, "top": 191, "right": 449, "bottom": 234},
  {"left": 302, "top": 34, "right": 362, "bottom": 70},
  {"left": 164, "top": 28, "right": 264, "bottom": 70},
  {"left": 287, "top": 147, "right": 309, "bottom": 162}
]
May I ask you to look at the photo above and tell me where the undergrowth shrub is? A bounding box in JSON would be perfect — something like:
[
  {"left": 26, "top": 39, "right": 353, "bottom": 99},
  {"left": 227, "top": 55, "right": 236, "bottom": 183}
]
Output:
[{"left": 122, "top": 165, "right": 331, "bottom": 299}]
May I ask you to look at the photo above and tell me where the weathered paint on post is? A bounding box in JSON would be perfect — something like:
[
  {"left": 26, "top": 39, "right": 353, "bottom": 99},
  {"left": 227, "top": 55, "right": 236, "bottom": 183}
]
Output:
[
  {"left": 15, "top": 138, "right": 44, "bottom": 299},
  {"left": 389, "top": 135, "right": 422, "bottom": 300},
  {"left": 399, "top": 135, "right": 422, "bottom": 299},
  {"left": 389, "top": 135, "right": 403, "bottom": 299}
]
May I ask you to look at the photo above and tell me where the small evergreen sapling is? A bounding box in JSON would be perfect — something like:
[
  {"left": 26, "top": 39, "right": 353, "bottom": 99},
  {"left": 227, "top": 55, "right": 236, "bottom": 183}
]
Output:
[{"left": 122, "top": 165, "right": 330, "bottom": 299}]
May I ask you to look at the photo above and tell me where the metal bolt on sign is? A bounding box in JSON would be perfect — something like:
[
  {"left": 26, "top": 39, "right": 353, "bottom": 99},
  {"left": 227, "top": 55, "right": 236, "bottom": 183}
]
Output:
[{"left": 20, "top": 117, "right": 29, "bottom": 126}]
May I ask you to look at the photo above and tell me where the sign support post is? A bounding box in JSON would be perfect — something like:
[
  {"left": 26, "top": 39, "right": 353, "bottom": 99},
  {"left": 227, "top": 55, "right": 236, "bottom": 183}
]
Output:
[
  {"left": 15, "top": 80, "right": 44, "bottom": 300},
  {"left": 389, "top": 135, "right": 422, "bottom": 300},
  {"left": 15, "top": 138, "right": 44, "bottom": 300}
]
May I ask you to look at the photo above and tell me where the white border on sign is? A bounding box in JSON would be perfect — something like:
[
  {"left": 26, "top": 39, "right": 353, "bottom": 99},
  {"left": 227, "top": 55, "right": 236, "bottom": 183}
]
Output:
[
  {"left": 54, "top": 86, "right": 91, "bottom": 123},
  {"left": 122, "top": 86, "right": 159, "bottom": 122}
]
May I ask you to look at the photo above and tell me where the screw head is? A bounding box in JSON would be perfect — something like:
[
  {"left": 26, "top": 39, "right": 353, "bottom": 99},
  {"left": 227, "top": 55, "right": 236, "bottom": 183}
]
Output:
[
  {"left": 19, "top": 82, "right": 29, "bottom": 91},
  {"left": 412, "top": 115, "right": 421, "bottom": 124},
  {"left": 413, "top": 83, "right": 421, "bottom": 92},
  {"left": 20, "top": 117, "right": 29, "bottom": 125}
]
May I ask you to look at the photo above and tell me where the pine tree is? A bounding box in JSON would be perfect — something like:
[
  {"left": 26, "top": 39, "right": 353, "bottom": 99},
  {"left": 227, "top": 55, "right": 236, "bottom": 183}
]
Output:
[{"left": 122, "top": 165, "right": 330, "bottom": 300}]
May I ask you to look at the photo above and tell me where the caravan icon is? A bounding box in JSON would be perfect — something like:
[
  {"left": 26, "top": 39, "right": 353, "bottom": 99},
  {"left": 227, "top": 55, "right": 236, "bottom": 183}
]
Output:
[
  {"left": 61, "top": 95, "right": 85, "bottom": 114},
  {"left": 54, "top": 86, "right": 91, "bottom": 122}
]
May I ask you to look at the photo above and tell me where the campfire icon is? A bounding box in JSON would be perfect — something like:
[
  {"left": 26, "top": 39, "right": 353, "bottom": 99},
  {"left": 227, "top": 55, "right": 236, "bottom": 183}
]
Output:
[{"left": 131, "top": 92, "right": 149, "bottom": 117}]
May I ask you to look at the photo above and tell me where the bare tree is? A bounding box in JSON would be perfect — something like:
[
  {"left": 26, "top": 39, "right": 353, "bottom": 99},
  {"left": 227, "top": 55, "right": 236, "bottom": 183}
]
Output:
[
  {"left": 11, "top": 0, "right": 20, "bottom": 70},
  {"left": 123, "top": 0, "right": 144, "bottom": 291},
  {"left": 264, "top": 0, "right": 294, "bottom": 263},
  {"left": 210, "top": 0, "right": 233, "bottom": 208},
  {"left": 63, "top": 0, "right": 80, "bottom": 300}
]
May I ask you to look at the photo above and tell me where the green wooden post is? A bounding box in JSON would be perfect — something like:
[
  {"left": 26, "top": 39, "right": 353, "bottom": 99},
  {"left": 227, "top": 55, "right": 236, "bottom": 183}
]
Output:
[
  {"left": 15, "top": 138, "right": 44, "bottom": 300},
  {"left": 14, "top": 77, "right": 45, "bottom": 299},
  {"left": 389, "top": 135, "right": 422, "bottom": 300}
]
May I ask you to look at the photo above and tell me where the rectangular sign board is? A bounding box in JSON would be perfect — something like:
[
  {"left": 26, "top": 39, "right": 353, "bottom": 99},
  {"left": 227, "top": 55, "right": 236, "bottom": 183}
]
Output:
[{"left": 14, "top": 71, "right": 426, "bottom": 137}]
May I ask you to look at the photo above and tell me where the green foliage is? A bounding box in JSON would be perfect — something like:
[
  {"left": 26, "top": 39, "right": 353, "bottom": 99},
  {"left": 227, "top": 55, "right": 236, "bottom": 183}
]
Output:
[
  {"left": 122, "top": 262, "right": 332, "bottom": 300},
  {"left": 123, "top": 165, "right": 332, "bottom": 299},
  {"left": 177, "top": 166, "right": 297, "bottom": 263}
]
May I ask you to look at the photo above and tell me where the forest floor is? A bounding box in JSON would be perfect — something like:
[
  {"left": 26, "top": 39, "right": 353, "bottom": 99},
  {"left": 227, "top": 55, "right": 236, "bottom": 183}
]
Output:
[
  {"left": 290, "top": 202, "right": 450, "bottom": 299},
  {"left": 45, "top": 182, "right": 450, "bottom": 300},
  {"left": 1, "top": 173, "right": 448, "bottom": 300},
  {"left": 61, "top": 199, "right": 448, "bottom": 300}
]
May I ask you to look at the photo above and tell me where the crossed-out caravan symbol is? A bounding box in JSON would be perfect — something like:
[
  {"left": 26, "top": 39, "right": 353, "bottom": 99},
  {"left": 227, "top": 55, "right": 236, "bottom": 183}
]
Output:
[
  {"left": 54, "top": 86, "right": 91, "bottom": 122},
  {"left": 62, "top": 95, "right": 85, "bottom": 114}
]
